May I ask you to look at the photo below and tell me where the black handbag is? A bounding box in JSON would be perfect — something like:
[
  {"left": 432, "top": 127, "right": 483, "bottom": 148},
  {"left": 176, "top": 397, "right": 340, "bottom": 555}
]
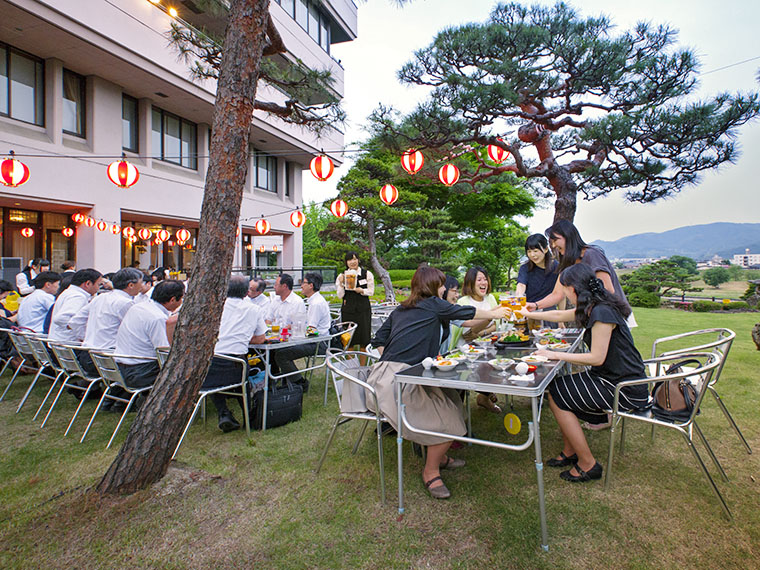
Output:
[{"left": 249, "top": 379, "right": 303, "bottom": 430}]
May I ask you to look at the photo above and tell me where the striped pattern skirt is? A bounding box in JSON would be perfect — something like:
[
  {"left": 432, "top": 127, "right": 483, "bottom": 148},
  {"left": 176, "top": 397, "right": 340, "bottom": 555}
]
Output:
[{"left": 549, "top": 370, "right": 649, "bottom": 424}]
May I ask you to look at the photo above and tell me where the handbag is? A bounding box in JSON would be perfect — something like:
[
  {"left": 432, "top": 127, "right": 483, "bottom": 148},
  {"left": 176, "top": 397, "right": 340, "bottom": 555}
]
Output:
[
  {"left": 249, "top": 378, "right": 303, "bottom": 430},
  {"left": 651, "top": 358, "right": 700, "bottom": 422}
]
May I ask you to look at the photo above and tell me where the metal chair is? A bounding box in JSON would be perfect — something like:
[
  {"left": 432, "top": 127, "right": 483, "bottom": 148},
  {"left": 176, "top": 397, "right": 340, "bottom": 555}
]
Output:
[
  {"left": 649, "top": 328, "right": 750, "bottom": 454},
  {"left": 18, "top": 334, "right": 67, "bottom": 415},
  {"left": 1, "top": 331, "right": 59, "bottom": 411},
  {"left": 42, "top": 343, "right": 104, "bottom": 435},
  {"left": 155, "top": 348, "right": 251, "bottom": 460},
  {"left": 84, "top": 351, "right": 156, "bottom": 448},
  {"left": 604, "top": 352, "right": 731, "bottom": 520},
  {"left": 316, "top": 349, "right": 387, "bottom": 503},
  {"left": 320, "top": 321, "right": 358, "bottom": 405},
  {"left": 0, "top": 328, "right": 16, "bottom": 379}
]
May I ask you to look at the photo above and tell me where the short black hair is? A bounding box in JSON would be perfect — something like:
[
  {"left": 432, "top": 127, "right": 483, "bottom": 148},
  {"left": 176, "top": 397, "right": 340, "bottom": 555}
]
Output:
[
  {"left": 278, "top": 273, "right": 294, "bottom": 291},
  {"left": 71, "top": 268, "right": 103, "bottom": 287},
  {"left": 344, "top": 251, "right": 360, "bottom": 266},
  {"left": 151, "top": 279, "right": 184, "bottom": 304},
  {"left": 303, "top": 272, "right": 323, "bottom": 291},
  {"left": 0, "top": 280, "right": 16, "bottom": 294},
  {"left": 61, "top": 260, "right": 75, "bottom": 271},
  {"left": 228, "top": 276, "right": 249, "bottom": 299},
  {"left": 252, "top": 277, "right": 266, "bottom": 293},
  {"left": 32, "top": 271, "right": 61, "bottom": 288},
  {"left": 112, "top": 268, "right": 144, "bottom": 290}
]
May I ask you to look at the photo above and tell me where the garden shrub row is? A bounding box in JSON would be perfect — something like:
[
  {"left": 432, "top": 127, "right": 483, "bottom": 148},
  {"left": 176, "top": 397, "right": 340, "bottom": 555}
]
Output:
[{"left": 692, "top": 300, "right": 750, "bottom": 312}]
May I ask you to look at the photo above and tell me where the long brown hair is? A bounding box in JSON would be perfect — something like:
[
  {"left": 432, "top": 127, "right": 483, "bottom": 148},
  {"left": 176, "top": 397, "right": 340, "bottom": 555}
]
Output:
[
  {"left": 461, "top": 266, "right": 491, "bottom": 298},
  {"left": 401, "top": 265, "right": 445, "bottom": 309}
]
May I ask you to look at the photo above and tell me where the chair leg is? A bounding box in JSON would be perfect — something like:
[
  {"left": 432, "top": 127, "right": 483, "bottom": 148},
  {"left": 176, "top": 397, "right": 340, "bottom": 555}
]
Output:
[
  {"left": 709, "top": 387, "right": 752, "bottom": 454},
  {"left": 172, "top": 398, "right": 204, "bottom": 460},
  {"left": 33, "top": 372, "right": 66, "bottom": 421},
  {"left": 680, "top": 430, "right": 732, "bottom": 521},
  {"left": 619, "top": 416, "right": 627, "bottom": 456},
  {"left": 315, "top": 416, "right": 343, "bottom": 473},
  {"left": 693, "top": 421, "right": 729, "bottom": 483},
  {"left": 0, "top": 356, "right": 13, "bottom": 378},
  {"left": 0, "top": 359, "right": 24, "bottom": 402},
  {"left": 352, "top": 420, "right": 369, "bottom": 454},
  {"left": 64, "top": 382, "right": 97, "bottom": 437},
  {"left": 81, "top": 388, "right": 111, "bottom": 443},
  {"left": 604, "top": 414, "right": 621, "bottom": 490},
  {"left": 323, "top": 368, "right": 331, "bottom": 406},
  {"left": 106, "top": 393, "right": 140, "bottom": 449},
  {"left": 376, "top": 418, "right": 386, "bottom": 504},
  {"left": 42, "top": 378, "right": 74, "bottom": 429},
  {"left": 16, "top": 368, "right": 44, "bottom": 413}
]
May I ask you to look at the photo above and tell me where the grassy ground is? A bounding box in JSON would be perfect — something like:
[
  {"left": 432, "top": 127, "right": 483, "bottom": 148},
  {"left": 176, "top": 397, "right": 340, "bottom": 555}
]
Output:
[{"left": 1, "top": 308, "right": 759, "bottom": 568}]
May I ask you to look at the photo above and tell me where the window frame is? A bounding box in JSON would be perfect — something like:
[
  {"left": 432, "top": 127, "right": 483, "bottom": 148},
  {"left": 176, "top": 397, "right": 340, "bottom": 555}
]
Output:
[
  {"left": 151, "top": 106, "right": 198, "bottom": 170},
  {"left": 122, "top": 94, "right": 139, "bottom": 153},
  {"left": 253, "top": 149, "right": 278, "bottom": 193},
  {"left": 62, "top": 68, "right": 86, "bottom": 137},
  {"left": 0, "top": 42, "right": 45, "bottom": 127}
]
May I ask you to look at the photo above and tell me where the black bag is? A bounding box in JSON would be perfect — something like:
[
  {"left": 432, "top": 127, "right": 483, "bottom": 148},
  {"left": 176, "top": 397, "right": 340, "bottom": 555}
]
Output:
[
  {"left": 651, "top": 359, "right": 700, "bottom": 422},
  {"left": 249, "top": 379, "right": 303, "bottom": 430}
]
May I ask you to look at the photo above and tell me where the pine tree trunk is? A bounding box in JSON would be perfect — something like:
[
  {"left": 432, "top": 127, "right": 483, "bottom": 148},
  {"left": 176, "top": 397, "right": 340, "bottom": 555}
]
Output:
[
  {"left": 96, "top": 0, "right": 270, "bottom": 495},
  {"left": 366, "top": 217, "right": 395, "bottom": 303},
  {"left": 549, "top": 166, "right": 577, "bottom": 223}
]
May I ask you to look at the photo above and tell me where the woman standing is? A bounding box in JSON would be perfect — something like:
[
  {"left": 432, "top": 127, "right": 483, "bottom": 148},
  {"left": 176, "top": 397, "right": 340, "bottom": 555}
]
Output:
[
  {"left": 16, "top": 258, "right": 50, "bottom": 296},
  {"left": 523, "top": 264, "right": 649, "bottom": 482},
  {"left": 515, "top": 234, "right": 558, "bottom": 303},
  {"left": 369, "top": 266, "right": 508, "bottom": 499},
  {"left": 336, "top": 251, "right": 374, "bottom": 351}
]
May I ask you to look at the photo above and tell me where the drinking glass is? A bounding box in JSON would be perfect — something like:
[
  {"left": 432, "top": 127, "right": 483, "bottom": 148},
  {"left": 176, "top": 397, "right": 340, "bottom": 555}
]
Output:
[{"left": 465, "top": 350, "right": 480, "bottom": 370}]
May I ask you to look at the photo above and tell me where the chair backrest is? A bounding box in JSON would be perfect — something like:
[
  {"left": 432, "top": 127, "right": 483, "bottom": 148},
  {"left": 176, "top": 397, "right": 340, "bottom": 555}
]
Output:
[
  {"left": 155, "top": 347, "right": 169, "bottom": 367},
  {"left": 329, "top": 321, "right": 358, "bottom": 350},
  {"left": 651, "top": 328, "right": 735, "bottom": 387},
  {"left": 89, "top": 352, "right": 130, "bottom": 390},
  {"left": 25, "top": 335, "right": 56, "bottom": 370},
  {"left": 325, "top": 349, "right": 378, "bottom": 413},
  {"left": 8, "top": 330, "right": 38, "bottom": 362},
  {"left": 48, "top": 342, "right": 96, "bottom": 379}
]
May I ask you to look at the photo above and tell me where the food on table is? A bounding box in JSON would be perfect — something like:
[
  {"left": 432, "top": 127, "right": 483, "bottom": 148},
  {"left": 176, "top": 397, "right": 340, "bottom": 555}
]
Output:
[
  {"left": 515, "top": 361, "right": 530, "bottom": 375},
  {"left": 488, "top": 357, "right": 515, "bottom": 369},
  {"left": 520, "top": 354, "right": 549, "bottom": 363},
  {"left": 498, "top": 332, "right": 531, "bottom": 343}
]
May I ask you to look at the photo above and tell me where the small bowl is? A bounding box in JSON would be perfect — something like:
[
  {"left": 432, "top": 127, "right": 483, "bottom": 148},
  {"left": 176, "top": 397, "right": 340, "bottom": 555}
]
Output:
[
  {"left": 488, "top": 358, "right": 514, "bottom": 370},
  {"left": 433, "top": 359, "right": 459, "bottom": 371}
]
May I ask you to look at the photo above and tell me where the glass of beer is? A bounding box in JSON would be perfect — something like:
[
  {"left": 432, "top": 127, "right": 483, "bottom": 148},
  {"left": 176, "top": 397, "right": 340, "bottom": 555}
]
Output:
[
  {"left": 344, "top": 270, "right": 357, "bottom": 290},
  {"left": 500, "top": 294, "right": 510, "bottom": 307},
  {"left": 271, "top": 321, "right": 280, "bottom": 334}
]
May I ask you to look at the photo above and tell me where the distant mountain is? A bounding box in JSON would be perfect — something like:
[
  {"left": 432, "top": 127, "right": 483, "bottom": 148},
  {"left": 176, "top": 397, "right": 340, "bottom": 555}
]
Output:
[{"left": 590, "top": 223, "right": 760, "bottom": 261}]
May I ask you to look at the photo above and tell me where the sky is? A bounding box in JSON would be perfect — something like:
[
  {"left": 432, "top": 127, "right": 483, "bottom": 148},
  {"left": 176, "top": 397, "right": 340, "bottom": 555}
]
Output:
[{"left": 301, "top": 0, "right": 760, "bottom": 243}]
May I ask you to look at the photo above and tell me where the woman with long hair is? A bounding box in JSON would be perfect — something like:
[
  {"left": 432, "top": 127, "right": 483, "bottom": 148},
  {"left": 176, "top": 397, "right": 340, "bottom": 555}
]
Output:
[
  {"left": 369, "top": 265, "right": 508, "bottom": 499},
  {"left": 527, "top": 220, "right": 635, "bottom": 328},
  {"left": 336, "top": 251, "right": 374, "bottom": 351},
  {"left": 522, "top": 264, "right": 649, "bottom": 483}
]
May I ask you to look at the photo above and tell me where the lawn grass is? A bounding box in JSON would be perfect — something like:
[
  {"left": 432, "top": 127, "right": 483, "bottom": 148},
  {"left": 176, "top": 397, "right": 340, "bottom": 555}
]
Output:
[{"left": 1, "top": 308, "right": 759, "bottom": 568}]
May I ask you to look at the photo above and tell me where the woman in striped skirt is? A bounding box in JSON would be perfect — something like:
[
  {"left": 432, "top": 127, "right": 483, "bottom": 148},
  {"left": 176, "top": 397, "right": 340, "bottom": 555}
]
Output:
[{"left": 523, "top": 264, "right": 649, "bottom": 483}]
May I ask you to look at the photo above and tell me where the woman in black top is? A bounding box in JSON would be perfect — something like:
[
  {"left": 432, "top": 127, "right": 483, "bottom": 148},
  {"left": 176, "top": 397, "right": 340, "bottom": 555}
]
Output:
[
  {"left": 515, "top": 234, "right": 558, "bottom": 303},
  {"left": 369, "top": 266, "right": 508, "bottom": 499},
  {"left": 337, "top": 251, "right": 374, "bottom": 350},
  {"left": 523, "top": 264, "right": 648, "bottom": 483}
]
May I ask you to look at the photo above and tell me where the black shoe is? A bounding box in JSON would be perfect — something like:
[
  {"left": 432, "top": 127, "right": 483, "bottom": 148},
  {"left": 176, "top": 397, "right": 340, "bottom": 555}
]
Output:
[
  {"left": 547, "top": 451, "right": 578, "bottom": 468},
  {"left": 560, "top": 461, "right": 603, "bottom": 483},
  {"left": 218, "top": 410, "right": 241, "bottom": 433}
]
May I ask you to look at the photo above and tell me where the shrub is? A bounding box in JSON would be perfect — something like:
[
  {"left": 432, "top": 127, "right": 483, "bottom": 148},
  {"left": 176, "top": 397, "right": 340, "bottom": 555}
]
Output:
[
  {"left": 387, "top": 269, "right": 416, "bottom": 282},
  {"left": 628, "top": 289, "right": 661, "bottom": 308},
  {"left": 724, "top": 301, "right": 749, "bottom": 310},
  {"left": 693, "top": 300, "right": 723, "bottom": 312}
]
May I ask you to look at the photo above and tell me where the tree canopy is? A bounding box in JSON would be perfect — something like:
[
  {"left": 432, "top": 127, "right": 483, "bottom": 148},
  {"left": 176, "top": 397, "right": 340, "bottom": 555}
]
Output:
[
  {"left": 370, "top": 1, "right": 760, "bottom": 222},
  {"left": 621, "top": 259, "right": 701, "bottom": 301}
]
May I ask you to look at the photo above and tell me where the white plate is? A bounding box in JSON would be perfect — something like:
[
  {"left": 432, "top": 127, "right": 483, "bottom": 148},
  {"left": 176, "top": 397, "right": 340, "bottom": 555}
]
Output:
[
  {"left": 544, "top": 342, "right": 571, "bottom": 351},
  {"left": 488, "top": 358, "right": 515, "bottom": 370},
  {"left": 433, "top": 360, "right": 459, "bottom": 371},
  {"left": 464, "top": 347, "right": 486, "bottom": 354},
  {"left": 520, "top": 354, "right": 549, "bottom": 363}
]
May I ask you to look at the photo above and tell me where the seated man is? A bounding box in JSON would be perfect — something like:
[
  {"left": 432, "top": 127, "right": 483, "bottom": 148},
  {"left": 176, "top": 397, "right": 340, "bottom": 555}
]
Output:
[
  {"left": 203, "top": 275, "right": 267, "bottom": 432},
  {"left": 268, "top": 273, "right": 306, "bottom": 326},
  {"left": 274, "top": 272, "right": 331, "bottom": 392},
  {"left": 113, "top": 279, "right": 183, "bottom": 389},
  {"left": 48, "top": 268, "right": 103, "bottom": 342},
  {"left": 17, "top": 272, "right": 61, "bottom": 332},
  {"left": 247, "top": 277, "right": 271, "bottom": 311}
]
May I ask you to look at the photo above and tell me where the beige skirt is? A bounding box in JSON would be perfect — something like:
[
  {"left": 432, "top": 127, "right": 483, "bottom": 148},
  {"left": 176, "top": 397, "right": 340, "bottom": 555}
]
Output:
[{"left": 366, "top": 361, "right": 466, "bottom": 446}]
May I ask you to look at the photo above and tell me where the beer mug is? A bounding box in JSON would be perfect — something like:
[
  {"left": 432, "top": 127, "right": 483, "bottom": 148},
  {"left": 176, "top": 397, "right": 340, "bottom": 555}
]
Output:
[{"left": 344, "top": 269, "right": 358, "bottom": 290}]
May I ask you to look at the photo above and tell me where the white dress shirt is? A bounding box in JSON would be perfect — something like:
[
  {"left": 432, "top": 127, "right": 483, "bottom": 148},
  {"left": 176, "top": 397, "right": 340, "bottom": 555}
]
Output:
[
  {"left": 306, "top": 291, "right": 332, "bottom": 336},
  {"left": 214, "top": 297, "right": 267, "bottom": 355},
  {"left": 48, "top": 285, "right": 92, "bottom": 342},
  {"left": 16, "top": 270, "right": 37, "bottom": 296},
  {"left": 80, "top": 289, "right": 136, "bottom": 350},
  {"left": 135, "top": 288, "right": 152, "bottom": 304},
  {"left": 17, "top": 289, "right": 55, "bottom": 332},
  {"left": 114, "top": 300, "right": 170, "bottom": 364},
  {"left": 248, "top": 293, "right": 271, "bottom": 312},
  {"left": 269, "top": 291, "right": 306, "bottom": 325}
]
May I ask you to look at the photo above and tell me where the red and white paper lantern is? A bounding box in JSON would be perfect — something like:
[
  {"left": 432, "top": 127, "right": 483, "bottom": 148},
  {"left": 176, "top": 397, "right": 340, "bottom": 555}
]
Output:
[
  {"left": 21, "top": 227, "right": 34, "bottom": 238},
  {"left": 62, "top": 227, "right": 74, "bottom": 238},
  {"left": 110, "top": 224, "right": 121, "bottom": 235},
  {"left": 330, "top": 199, "right": 348, "bottom": 218},
  {"left": 438, "top": 164, "right": 460, "bottom": 187},
  {"left": 137, "top": 228, "right": 152, "bottom": 241},
  {"left": 401, "top": 149, "right": 424, "bottom": 175},
  {"left": 106, "top": 155, "right": 140, "bottom": 188},
  {"left": 96, "top": 220, "right": 107, "bottom": 232},
  {"left": 0, "top": 152, "right": 30, "bottom": 187},
  {"left": 122, "top": 226, "right": 135, "bottom": 239},
  {"left": 379, "top": 184, "right": 398, "bottom": 205},
  {"left": 290, "top": 209, "right": 306, "bottom": 228},
  {"left": 310, "top": 155, "right": 334, "bottom": 181},
  {"left": 487, "top": 140, "right": 510, "bottom": 164},
  {"left": 176, "top": 228, "right": 191, "bottom": 245},
  {"left": 156, "top": 229, "right": 170, "bottom": 242},
  {"left": 255, "top": 218, "right": 271, "bottom": 235},
  {"left": 85, "top": 217, "right": 96, "bottom": 228},
  {"left": 72, "top": 213, "right": 86, "bottom": 224}
]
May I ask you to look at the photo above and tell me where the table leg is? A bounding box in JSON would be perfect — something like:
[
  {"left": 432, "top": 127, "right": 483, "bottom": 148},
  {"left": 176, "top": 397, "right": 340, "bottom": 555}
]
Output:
[
  {"left": 397, "top": 378, "right": 405, "bottom": 514},
  {"left": 262, "top": 347, "right": 270, "bottom": 431},
  {"left": 531, "top": 396, "right": 549, "bottom": 551}
]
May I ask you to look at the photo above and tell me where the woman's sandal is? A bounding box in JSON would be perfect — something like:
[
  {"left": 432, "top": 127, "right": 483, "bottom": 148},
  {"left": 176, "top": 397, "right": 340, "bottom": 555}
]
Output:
[
  {"left": 546, "top": 451, "right": 578, "bottom": 468},
  {"left": 476, "top": 394, "right": 502, "bottom": 415},
  {"left": 423, "top": 475, "right": 451, "bottom": 499},
  {"left": 440, "top": 456, "right": 465, "bottom": 470},
  {"left": 559, "top": 461, "right": 603, "bottom": 483}
]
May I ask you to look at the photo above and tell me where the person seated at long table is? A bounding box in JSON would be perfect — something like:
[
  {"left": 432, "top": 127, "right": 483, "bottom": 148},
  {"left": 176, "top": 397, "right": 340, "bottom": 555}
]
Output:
[
  {"left": 522, "top": 264, "right": 649, "bottom": 483},
  {"left": 368, "top": 265, "right": 508, "bottom": 500}
]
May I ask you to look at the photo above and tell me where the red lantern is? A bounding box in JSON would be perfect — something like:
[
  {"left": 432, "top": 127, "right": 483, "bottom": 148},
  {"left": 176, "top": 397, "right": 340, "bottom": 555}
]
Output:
[
  {"left": 259, "top": 245, "right": 265, "bottom": 253},
  {"left": 487, "top": 139, "right": 510, "bottom": 164},
  {"left": 176, "top": 228, "right": 191, "bottom": 244},
  {"left": 255, "top": 218, "right": 270, "bottom": 235},
  {"left": 290, "top": 209, "right": 306, "bottom": 228},
  {"left": 85, "top": 217, "right": 96, "bottom": 228},
  {"left": 62, "top": 227, "right": 74, "bottom": 238},
  {"left": 72, "top": 213, "right": 86, "bottom": 224},
  {"left": 20, "top": 227, "right": 34, "bottom": 238},
  {"left": 245, "top": 243, "right": 253, "bottom": 251},
  {"left": 438, "top": 164, "right": 460, "bottom": 187},
  {"left": 236, "top": 227, "right": 240, "bottom": 237},
  {"left": 128, "top": 235, "right": 138, "bottom": 243},
  {"left": 156, "top": 229, "right": 170, "bottom": 242},
  {"left": 137, "top": 228, "right": 152, "bottom": 241},
  {"left": 110, "top": 224, "right": 121, "bottom": 235},
  {"left": 379, "top": 184, "right": 398, "bottom": 205},
  {"left": 106, "top": 155, "right": 140, "bottom": 188},
  {"left": 401, "top": 149, "right": 424, "bottom": 175},
  {"left": 330, "top": 199, "right": 348, "bottom": 218},
  {"left": 273, "top": 245, "right": 278, "bottom": 252},
  {"left": 96, "top": 220, "right": 107, "bottom": 232},
  {"left": 122, "top": 226, "right": 135, "bottom": 238},
  {"left": 310, "top": 155, "right": 334, "bottom": 181},
  {"left": 0, "top": 151, "right": 30, "bottom": 187}
]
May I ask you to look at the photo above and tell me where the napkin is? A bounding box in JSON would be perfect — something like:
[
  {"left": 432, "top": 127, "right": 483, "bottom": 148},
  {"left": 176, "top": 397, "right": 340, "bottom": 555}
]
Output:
[{"left": 508, "top": 373, "right": 535, "bottom": 382}]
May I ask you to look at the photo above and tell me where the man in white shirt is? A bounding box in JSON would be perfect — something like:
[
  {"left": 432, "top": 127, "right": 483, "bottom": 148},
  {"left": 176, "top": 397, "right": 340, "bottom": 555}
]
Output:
[
  {"left": 203, "top": 275, "right": 267, "bottom": 432},
  {"left": 247, "top": 277, "right": 271, "bottom": 311},
  {"left": 48, "top": 268, "right": 103, "bottom": 342},
  {"left": 273, "top": 273, "right": 331, "bottom": 392},
  {"left": 268, "top": 273, "right": 306, "bottom": 326},
  {"left": 17, "top": 272, "right": 61, "bottom": 332},
  {"left": 113, "top": 280, "right": 184, "bottom": 389}
]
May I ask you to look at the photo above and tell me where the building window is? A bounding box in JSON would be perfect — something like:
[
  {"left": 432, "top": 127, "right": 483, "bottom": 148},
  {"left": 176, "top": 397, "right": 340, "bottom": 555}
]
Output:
[
  {"left": 62, "top": 69, "right": 85, "bottom": 137},
  {"left": 285, "top": 162, "right": 291, "bottom": 197},
  {"left": 295, "top": 0, "right": 308, "bottom": 31},
  {"left": 0, "top": 43, "right": 44, "bottom": 126},
  {"left": 308, "top": 3, "right": 320, "bottom": 44},
  {"left": 122, "top": 94, "right": 138, "bottom": 152},
  {"left": 278, "top": 0, "right": 295, "bottom": 18},
  {"left": 319, "top": 17, "right": 330, "bottom": 51},
  {"left": 151, "top": 107, "right": 197, "bottom": 169},
  {"left": 254, "top": 150, "right": 277, "bottom": 193}
]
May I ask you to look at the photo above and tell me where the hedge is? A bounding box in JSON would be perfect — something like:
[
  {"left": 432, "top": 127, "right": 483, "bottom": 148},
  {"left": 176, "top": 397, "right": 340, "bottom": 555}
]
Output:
[
  {"left": 628, "top": 290, "right": 661, "bottom": 308},
  {"left": 693, "top": 300, "right": 750, "bottom": 312}
]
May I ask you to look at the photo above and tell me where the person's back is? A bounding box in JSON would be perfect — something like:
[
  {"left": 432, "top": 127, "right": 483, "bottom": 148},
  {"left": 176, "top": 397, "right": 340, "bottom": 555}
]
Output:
[
  {"left": 114, "top": 300, "right": 169, "bottom": 364},
  {"left": 81, "top": 268, "right": 143, "bottom": 350},
  {"left": 48, "top": 269, "right": 102, "bottom": 342}
]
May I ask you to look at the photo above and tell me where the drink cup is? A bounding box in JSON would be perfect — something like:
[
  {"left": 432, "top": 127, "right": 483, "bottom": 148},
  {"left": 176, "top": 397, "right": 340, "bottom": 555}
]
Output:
[{"left": 345, "top": 271, "right": 357, "bottom": 290}]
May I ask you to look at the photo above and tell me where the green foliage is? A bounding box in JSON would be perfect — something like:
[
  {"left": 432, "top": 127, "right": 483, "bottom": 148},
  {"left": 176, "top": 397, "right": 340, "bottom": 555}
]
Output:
[
  {"left": 628, "top": 290, "right": 661, "bottom": 308},
  {"left": 740, "top": 282, "right": 759, "bottom": 304},
  {"left": 387, "top": 269, "right": 416, "bottom": 281},
  {"left": 621, "top": 259, "right": 700, "bottom": 298},
  {"left": 302, "top": 202, "right": 340, "bottom": 270},
  {"left": 702, "top": 267, "right": 731, "bottom": 288},
  {"left": 693, "top": 300, "right": 723, "bottom": 312},
  {"left": 726, "top": 264, "right": 745, "bottom": 280},
  {"left": 669, "top": 255, "right": 698, "bottom": 275}
]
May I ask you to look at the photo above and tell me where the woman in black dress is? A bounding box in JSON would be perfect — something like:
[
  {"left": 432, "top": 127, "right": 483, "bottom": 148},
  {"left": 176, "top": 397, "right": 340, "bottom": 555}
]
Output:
[
  {"left": 336, "top": 251, "right": 374, "bottom": 350},
  {"left": 523, "top": 264, "right": 649, "bottom": 483},
  {"left": 369, "top": 266, "right": 508, "bottom": 499},
  {"left": 515, "top": 234, "right": 558, "bottom": 304}
]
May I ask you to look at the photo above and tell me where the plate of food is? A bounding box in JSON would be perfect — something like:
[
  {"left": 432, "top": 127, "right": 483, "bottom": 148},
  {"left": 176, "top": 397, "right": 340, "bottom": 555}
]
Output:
[
  {"left": 544, "top": 341, "right": 571, "bottom": 351},
  {"left": 520, "top": 354, "right": 549, "bottom": 363},
  {"left": 488, "top": 357, "right": 515, "bottom": 370},
  {"left": 433, "top": 359, "right": 459, "bottom": 371},
  {"left": 495, "top": 331, "right": 532, "bottom": 347},
  {"left": 440, "top": 351, "right": 466, "bottom": 362},
  {"left": 532, "top": 328, "right": 562, "bottom": 338}
]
